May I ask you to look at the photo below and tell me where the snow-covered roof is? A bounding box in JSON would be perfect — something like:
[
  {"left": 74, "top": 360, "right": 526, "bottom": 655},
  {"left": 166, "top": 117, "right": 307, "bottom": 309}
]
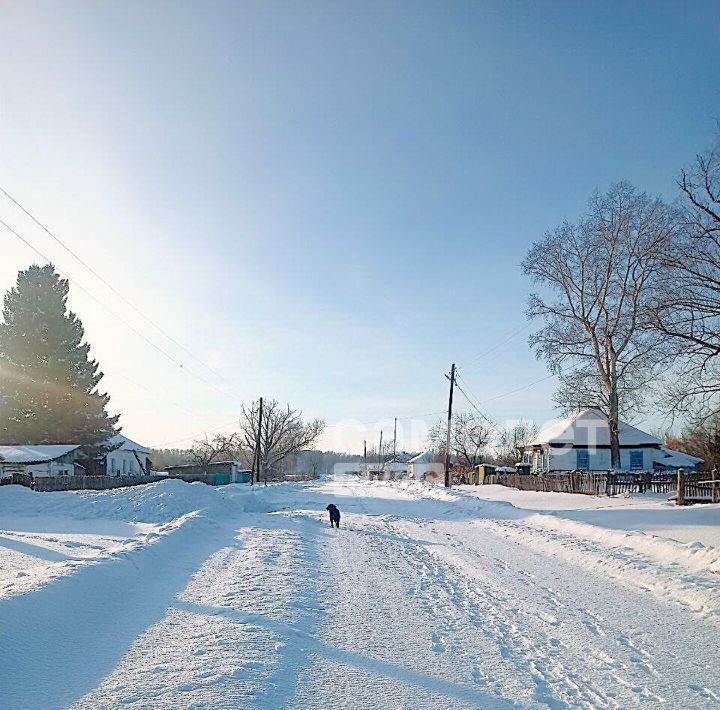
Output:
[
  {"left": 408, "top": 451, "right": 437, "bottom": 464},
  {"left": 0, "top": 444, "right": 80, "bottom": 464},
  {"left": 658, "top": 448, "right": 704, "bottom": 467},
  {"left": 106, "top": 435, "right": 150, "bottom": 454},
  {"left": 528, "top": 408, "right": 662, "bottom": 448},
  {"left": 386, "top": 453, "right": 416, "bottom": 464}
]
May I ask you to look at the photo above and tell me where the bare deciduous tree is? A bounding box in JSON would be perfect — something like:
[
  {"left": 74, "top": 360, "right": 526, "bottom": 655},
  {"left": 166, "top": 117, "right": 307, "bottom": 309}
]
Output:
[
  {"left": 523, "top": 182, "right": 677, "bottom": 469},
  {"left": 190, "top": 433, "right": 242, "bottom": 467},
  {"left": 654, "top": 132, "right": 720, "bottom": 419},
  {"left": 496, "top": 419, "right": 538, "bottom": 466},
  {"left": 427, "top": 412, "right": 493, "bottom": 469},
  {"left": 665, "top": 415, "right": 720, "bottom": 472},
  {"left": 239, "top": 399, "right": 325, "bottom": 479}
]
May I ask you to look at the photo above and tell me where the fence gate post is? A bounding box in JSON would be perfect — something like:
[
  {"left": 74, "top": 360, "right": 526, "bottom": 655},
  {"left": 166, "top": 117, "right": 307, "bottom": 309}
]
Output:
[
  {"left": 676, "top": 467, "right": 685, "bottom": 506},
  {"left": 712, "top": 467, "right": 718, "bottom": 505}
]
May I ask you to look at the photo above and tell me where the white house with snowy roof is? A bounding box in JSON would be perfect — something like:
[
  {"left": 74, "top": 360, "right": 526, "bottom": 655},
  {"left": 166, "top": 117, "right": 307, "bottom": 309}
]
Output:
[
  {"left": 407, "top": 451, "right": 444, "bottom": 480},
  {"left": 0, "top": 444, "right": 83, "bottom": 479},
  {"left": 523, "top": 407, "right": 702, "bottom": 473},
  {"left": 105, "top": 435, "right": 151, "bottom": 476}
]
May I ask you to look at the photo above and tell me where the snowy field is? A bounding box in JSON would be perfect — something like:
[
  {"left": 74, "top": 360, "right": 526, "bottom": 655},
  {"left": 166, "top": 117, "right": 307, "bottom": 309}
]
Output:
[{"left": 2, "top": 477, "right": 720, "bottom": 709}]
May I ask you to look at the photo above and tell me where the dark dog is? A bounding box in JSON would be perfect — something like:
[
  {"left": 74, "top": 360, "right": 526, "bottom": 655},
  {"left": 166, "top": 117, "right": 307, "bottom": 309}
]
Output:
[{"left": 326, "top": 504, "right": 341, "bottom": 528}]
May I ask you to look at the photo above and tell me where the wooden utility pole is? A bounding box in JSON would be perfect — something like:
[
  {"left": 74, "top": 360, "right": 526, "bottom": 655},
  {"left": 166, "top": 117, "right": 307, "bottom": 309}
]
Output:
[
  {"left": 378, "top": 430, "right": 383, "bottom": 475},
  {"left": 256, "top": 397, "right": 264, "bottom": 484},
  {"left": 676, "top": 467, "right": 685, "bottom": 506},
  {"left": 393, "top": 417, "right": 397, "bottom": 462},
  {"left": 364, "top": 440, "right": 368, "bottom": 480},
  {"left": 444, "top": 363, "right": 456, "bottom": 489}
]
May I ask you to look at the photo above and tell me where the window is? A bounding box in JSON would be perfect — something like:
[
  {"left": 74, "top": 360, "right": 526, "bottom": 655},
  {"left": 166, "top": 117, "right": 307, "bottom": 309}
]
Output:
[
  {"left": 576, "top": 449, "right": 590, "bottom": 470},
  {"left": 630, "top": 450, "right": 643, "bottom": 471},
  {"left": 122, "top": 459, "right": 127, "bottom": 475}
]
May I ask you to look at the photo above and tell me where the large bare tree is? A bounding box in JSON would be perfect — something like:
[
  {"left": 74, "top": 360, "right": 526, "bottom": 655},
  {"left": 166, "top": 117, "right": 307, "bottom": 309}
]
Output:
[
  {"left": 427, "top": 412, "right": 493, "bottom": 469},
  {"left": 239, "top": 399, "right": 325, "bottom": 479},
  {"left": 190, "top": 433, "right": 242, "bottom": 467},
  {"left": 654, "top": 132, "right": 720, "bottom": 419},
  {"left": 496, "top": 419, "right": 538, "bottom": 466},
  {"left": 523, "top": 182, "right": 677, "bottom": 469}
]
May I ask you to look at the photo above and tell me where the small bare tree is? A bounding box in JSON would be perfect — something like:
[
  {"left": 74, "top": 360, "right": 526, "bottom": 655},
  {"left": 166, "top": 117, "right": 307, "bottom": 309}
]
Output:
[
  {"left": 523, "top": 183, "right": 677, "bottom": 469},
  {"left": 496, "top": 420, "right": 538, "bottom": 466},
  {"left": 239, "top": 399, "right": 325, "bottom": 479},
  {"left": 190, "top": 433, "right": 242, "bottom": 467},
  {"left": 654, "top": 131, "right": 720, "bottom": 419},
  {"left": 427, "top": 412, "right": 493, "bottom": 469}
]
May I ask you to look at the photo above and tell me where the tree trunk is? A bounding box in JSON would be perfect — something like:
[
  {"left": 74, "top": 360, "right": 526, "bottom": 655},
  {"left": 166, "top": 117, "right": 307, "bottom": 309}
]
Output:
[{"left": 608, "top": 386, "right": 621, "bottom": 471}]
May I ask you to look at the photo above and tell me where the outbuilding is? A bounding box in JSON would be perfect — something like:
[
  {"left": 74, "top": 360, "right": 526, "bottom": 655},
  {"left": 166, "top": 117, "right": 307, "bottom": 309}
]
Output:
[
  {"left": 407, "top": 451, "right": 444, "bottom": 481},
  {"left": 0, "top": 445, "right": 82, "bottom": 480}
]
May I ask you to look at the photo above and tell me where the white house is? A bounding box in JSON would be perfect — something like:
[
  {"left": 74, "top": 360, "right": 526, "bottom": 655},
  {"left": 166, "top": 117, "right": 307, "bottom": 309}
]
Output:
[
  {"left": 407, "top": 451, "right": 444, "bottom": 480},
  {"left": 524, "top": 407, "right": 703, "bottom": 473},
  {"left": 105, "top": 435, "right": 151, "bottom": 476},
  {"left": 0, "top": 444, "right": 82, "bottom": 479}
]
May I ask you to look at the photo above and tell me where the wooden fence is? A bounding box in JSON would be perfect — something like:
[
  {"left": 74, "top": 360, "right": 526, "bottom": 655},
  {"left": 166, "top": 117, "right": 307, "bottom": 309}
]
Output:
[
  {"left": 1, "top": 470, "right": 317, "bottom": 492},
  {"left": 1, "top": 472, "right": 164, "bottom": 492},
  {"left": 484, "top": 471, "right": 709, "bottom": 499}
]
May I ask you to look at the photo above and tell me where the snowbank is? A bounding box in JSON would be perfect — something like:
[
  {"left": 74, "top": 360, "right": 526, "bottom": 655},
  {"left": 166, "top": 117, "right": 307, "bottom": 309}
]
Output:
[{"left": 0, "top": 479, "right": 285, "bottom": 524}]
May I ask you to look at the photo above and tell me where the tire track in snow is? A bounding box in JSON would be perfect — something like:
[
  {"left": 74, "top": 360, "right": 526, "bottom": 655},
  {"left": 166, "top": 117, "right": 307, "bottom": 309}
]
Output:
[
  {"left": 475, "top": 517, "right": 720, "bottom": 621},
  {"left": 390, "top": 512, "right": 720, "bottom": 708}
]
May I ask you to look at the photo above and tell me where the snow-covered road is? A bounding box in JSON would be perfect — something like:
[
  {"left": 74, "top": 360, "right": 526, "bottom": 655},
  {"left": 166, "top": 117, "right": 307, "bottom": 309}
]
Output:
[{"left": 2, "top": 477, "right": 720, "bottom": 708}]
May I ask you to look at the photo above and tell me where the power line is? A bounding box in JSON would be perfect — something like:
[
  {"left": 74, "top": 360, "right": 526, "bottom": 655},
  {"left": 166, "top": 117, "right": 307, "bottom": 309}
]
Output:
[
  {"left": 463, "top": 321, "right": 532, "bottom": 369},
  {"left": 453, "top": 378, "right": 502, "bottom": 434},
  {"left": 152, "top": 417, "right": 241, "bottom": 448},
  {"left": 113, "top": 371, "right": 208, "bottom": 420},
  {"left": 1, "top": 217, "right": 245, "bottom": 405},
  {"left": 0, "top": 186, "right": 240, "bottom": 390},
  {"left": 323, "top": 409, "right": 446, "bottom": 429},
  {"left": 480, "top": 372, "right": 557, "bottom": 404}
]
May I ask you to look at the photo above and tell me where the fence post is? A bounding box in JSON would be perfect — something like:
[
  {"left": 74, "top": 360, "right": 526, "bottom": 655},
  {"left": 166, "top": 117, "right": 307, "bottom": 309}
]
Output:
[
  {"left": 712, "top": 467, "right": 718, "bottom": 505},
  {"left": 676, "top": 467, "right": 685, "bottom": 506}
]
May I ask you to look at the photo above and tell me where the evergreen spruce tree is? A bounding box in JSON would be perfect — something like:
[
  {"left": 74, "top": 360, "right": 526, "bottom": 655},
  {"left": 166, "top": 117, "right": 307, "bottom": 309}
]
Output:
[{"left": 0, "top": 264, "right": 120, "bottom": 452}]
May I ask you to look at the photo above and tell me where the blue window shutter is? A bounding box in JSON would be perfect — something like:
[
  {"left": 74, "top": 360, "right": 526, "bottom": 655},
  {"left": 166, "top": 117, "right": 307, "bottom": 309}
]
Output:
[{"left": 576, "top": 449, "right": 589, "bottom": 470}]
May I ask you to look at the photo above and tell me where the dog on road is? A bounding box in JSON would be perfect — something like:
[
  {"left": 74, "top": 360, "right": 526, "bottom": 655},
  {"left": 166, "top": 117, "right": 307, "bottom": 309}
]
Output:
[{"left": 326, "top": 504, "right": 341, "bottom": 528}]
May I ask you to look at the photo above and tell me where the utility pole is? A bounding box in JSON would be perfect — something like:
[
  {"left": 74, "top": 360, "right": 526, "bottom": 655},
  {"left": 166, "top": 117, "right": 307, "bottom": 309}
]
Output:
[
  {"left": 393, "top": 417, "right": 397, "bottom": 462},
  {"left": 256, "top": 396, "right": 264, "bottom": 484},
  {"left": 378, "top": 430, "right": 383, "bottom": 475},
  {"left": 444, "top": 363, "right": 456, "bottom": 489},
  {"left": 364, "top": 439, "right": 368, "bottom": 480}
]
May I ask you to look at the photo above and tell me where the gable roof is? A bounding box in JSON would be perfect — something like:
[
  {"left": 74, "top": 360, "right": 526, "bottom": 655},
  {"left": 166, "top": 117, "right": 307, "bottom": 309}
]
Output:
[
  {"left": 528, "top": 408, "right": 662, "bottom": 448},
  {"left": 0, "top": 444, "right": 80, "bottom": 464},
  {"left": 106, "top": 435, "right": 150, "bottom": 454}
]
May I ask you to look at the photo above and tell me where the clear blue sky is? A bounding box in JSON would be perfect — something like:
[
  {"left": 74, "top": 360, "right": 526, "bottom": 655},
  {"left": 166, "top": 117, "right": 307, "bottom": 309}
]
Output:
[{"left": 1, "top": 1, "right": 718, "bottom": 452}]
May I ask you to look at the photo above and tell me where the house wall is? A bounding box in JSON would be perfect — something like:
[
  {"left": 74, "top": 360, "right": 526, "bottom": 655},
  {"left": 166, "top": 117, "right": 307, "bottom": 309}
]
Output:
[
  {"left": 408, "top": 462, "right": 444, "bottom": 480},
  {"left": 545, "top": 446, "right": 657, "bottom": 472},
  {"left": 106, "top": 450, "right": 150, "bottom": 476}
]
